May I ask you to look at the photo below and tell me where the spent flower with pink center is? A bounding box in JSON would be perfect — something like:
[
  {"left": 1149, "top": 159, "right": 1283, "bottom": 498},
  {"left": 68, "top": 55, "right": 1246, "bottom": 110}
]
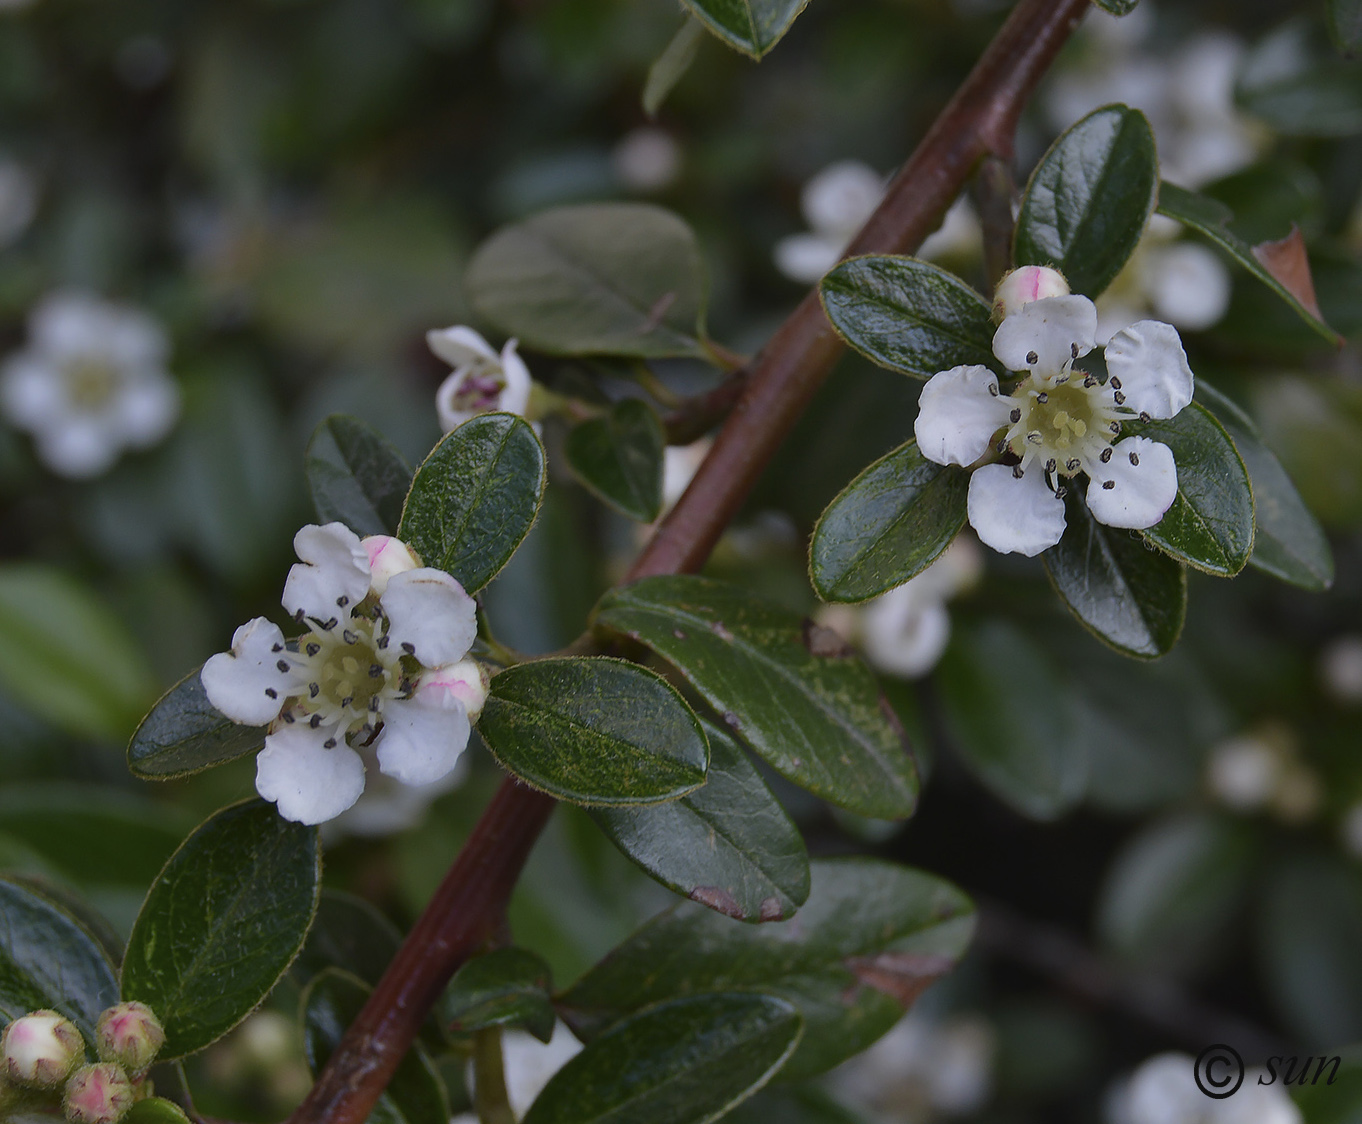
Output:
[{"left": 428, "top": 326, "right": 532, "bottom": 432}]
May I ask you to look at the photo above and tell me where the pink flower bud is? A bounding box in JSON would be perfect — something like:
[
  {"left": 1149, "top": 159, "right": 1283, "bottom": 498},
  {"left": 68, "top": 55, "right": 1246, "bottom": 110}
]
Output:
[
  {"left": 992, "top": 265, "right": 1070, "bottom": 321},
  {"left": 95, "top": 1002, "right": 165, "bottom": 1076},
  {"left": 361, "top": 535, "right": 422, "bottom": 596},
  {"left": 63, "top": 1063, "right": 135, "bottom": 1124},
  {"left": 418, "top": 657, "right": 489, "bottom": 722},
  {"left": 1, "top": 1010, "right": 83, "bottom": 1087}
]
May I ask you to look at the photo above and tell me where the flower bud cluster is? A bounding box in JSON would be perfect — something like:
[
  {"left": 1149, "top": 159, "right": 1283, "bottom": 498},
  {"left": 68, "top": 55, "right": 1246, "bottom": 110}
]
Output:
[{"left": 0, "top": 1001, "right": 166, "bottom": 1124}]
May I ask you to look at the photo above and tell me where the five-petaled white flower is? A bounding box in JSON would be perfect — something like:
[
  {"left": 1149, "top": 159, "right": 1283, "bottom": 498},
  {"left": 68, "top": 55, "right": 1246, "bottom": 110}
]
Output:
[
  {"left": 916, "top": 275, "right": 1194, "bottom": 557},
  {"left": 201, "top": 523, "right": 488, "bottom": 825},
  {"left": 0, "top": 291, "right": 180, "bottom": 478},
  {"left": 428, "top": 325, "right": 532, "bottom": 433}
]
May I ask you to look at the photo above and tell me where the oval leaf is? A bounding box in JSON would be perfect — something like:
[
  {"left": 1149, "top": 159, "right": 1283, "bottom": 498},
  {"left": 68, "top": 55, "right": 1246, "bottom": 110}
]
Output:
[
  {"left": 810, "top": 441, "right": 969, "bottom": 603},
  {"left": 678, "top": 0, "right": 810, "bottom": 59},
  {"left": 565, "top": 399, "right": 666, "bottom": 522},
  {"left": 1014, "top": 105, "right": 1158, "bottom": 298},
  {"left": 442, "top": 947, "right": 556, "bottom": 1043},
  {"left": 302, "top": 969, "right": 450, "bottom": 1124},
  {"left": 0, "top": 879, "right": 120, "bottom": 1045},
  {"left": 1131, "top": 402, "right": 1255, "bottom": 576},
  {"left": 477, "top": 657, "right": 709, "bottom": 806},
  {"left": 398, "top": 412, "right": 546, "bottom": 594},
  {"left": 306, "top": 414, "right": 413, "bottom": 537},
  {"left": 524, "top": 993, "right": 801, "bottom": 1124},
  {"left": 592, "top": 720, "right": 810, "bottom": 924},
  {"left": 591, "top": 576, "right": 918, "bottom": 819},
  {"left": 467, "top": 204, "right": 707, "bottom": 359},
  {"left": 1043, "top": 487, "right": 1187, "bottom": 659},
  {"left": 558, "top": 858, "right": 974, "bottom": 1081},
  {"left": 122, "top": 800, "right": 321, "bottom": 1059},
  {"left": 125, "top": 1099, "right": 192, "bottom": 1124},
  {"left": 128, "top": 666, "right": 266, "bottom": 780},
  {"left": 819, "top": 256, "right": 995, "bottom": 379}
]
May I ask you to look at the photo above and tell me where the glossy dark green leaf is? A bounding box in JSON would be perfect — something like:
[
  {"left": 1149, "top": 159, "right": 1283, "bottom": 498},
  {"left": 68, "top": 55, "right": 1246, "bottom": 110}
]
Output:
[
  {"left": 125, "top": 1098, "right": 192, "bottom": 1124},
  {"left": 398, "top": 413, "right": 546, "bottom": 594},
  {"left": 305, "top": 414, "right": 413, "bottom": 537},
  {"left": 478, "top": 657, "right": 708, "bottom": 806},
  {"left": 128, "top": 666, "right": 266, "bottom": 780},
  {"left": 819, "top": 256, "right": 995, "bottom": 379},
  {"left": 0, "top": 879, "right": 120, "bottom": 1045},
  {"left": 121, "top": 800, "right": 321, "bottom": 1059},
  {"left": 0, "top": 565, "right": 157, "bottom": 743},
  {"left": 810, "top": 441, "right": 969, "bottom": 603},
  {"left": 442, "top": 947, "right": 555, "bottom": 1042},
  {"left": 1043, "top": 487, "right": 1186, "bottom": 659},
  {"left": 936, "top": 621, "right": 1087, "bottom": 820},
  {"left": 1157, "top": 182, "right": 1342, "bottom": 344},
  {"left": 467, "top": 204, "right": 707, "bottom": 359},
  {"left": 678, "top": 0, "right": 809, "bottom": 59},
  {"left": 565, "top": 400, "right": 666, "bottom": 522},
  {"left": 558, "top": 858, "right": 974, "bottom": 1080},
  {"left": 592, "top": 577, "right": 917, "bottom": 819},
  {"left": 1329, "top": 0, "right": 1362, "bottom": 51},
  {"left": 1197, "top": 383, "right": 1333, "bottom": 590},
  {"left": 302, "top": 969, "right": 450, "bottom": 1124},
  {"left": 1013, "top": 105, "right": 1157, "bottom": 298},
  {"left": 292, "top": 890, "right": 401, "bottom": 988},
  {"left": 592, "top": 720, "right": 810, "bottom": 924},
  {"left": 1131, "top": 402, "right": 1254, "bottom": 576},
  {"left": 726, "top": 1086, "right": 873, "bottom": 1124},
  {"left": 524, "top": 993, "right": 800, "bottom": 1124},
  {"left": 643, "top": 17, "right": 706, "bottom": 116}
]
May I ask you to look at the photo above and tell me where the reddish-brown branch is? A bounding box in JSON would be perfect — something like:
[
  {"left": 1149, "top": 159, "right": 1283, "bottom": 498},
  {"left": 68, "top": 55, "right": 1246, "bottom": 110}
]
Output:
[{"left": 288, "top": 3, "right": 1090, "bottom": 1122}]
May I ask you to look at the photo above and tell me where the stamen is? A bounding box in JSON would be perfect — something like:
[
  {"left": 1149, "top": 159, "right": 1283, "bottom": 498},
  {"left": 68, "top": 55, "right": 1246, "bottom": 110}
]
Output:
[
  {"left": 1036, "top": 392, "right": 1048, "bottom": 404},
  {"left": 1083, "top": 374, "right": 1097, "bottom": 388},
  {"left": 309, "top": 682, "right": 320, "bottom": 698},
  {"left": 306, "top": 642, "right": 320, "bottom": 656},
  {"left": 1129, "top": 451, "right": 1140, "bottom": 466},
  {"left": 343, "top": 629, "right": 359, "bottom": 645},
  {"left": 1010, "top": 408, "right": 1021, "bottom": 423},
  {"left": 1027, "top": 432, "right": 1043, "bottom": 445},
  {"left": 337, "top": 595, "right": 349, "bottom": 607},
  {"left": 369, "top": 697, "right": 381, "bottom": 712},
  {"left": 321, "top": 617, "right": 338, "bottom": 631},
  {"left": 401, "top": 642, "right": 416, "bottom": 655},
  {"left": 1139, "top": 412, "right": 1151, "bottom": 422},
  {"left": 265, "top": 688, "right": 277, "bottom": 699},
  {"left": 1102, "top": 480, "right": 1115, "bottom": 490},
  {"left": 1012, "top": 464, "right": 1025, "bottom": 479},
  {"left": 996, "top": 439, "right": 1008, "bottom": 453},
  {"left": 988, "top": 383, "right": 999, "bottom": 397},
  {"left": 271, "top": 643, "right": 283, "bottom": 653},
  {"left": 282, "top": 711, "right": 296, "bottom": 724},
  {"left": 1109, "top": 421, "right": 1121, "bottom": 434},
  {"left": 1055, "top": 485, "right": 1068, "bottom": 499},
  {"left": 309, "top": 714, "right": 322, "bottom": 728},
  {"left": 1113, "top": 391, "right": 1126, "bottom": 405},
  {"left": 1070, "top": 342, "right": 1080, "bottom": 359},
  {"left": 323, "top": 738, "right": 337, "bottom": 749},
  {"left": 1066, "top": 458, "right": 1080, "bottom": 471},
  {"left": 1109, "top": 376, "right": 1121, "bottom": 390},
  {"left": 276, "top": 659, "right": 290, "bottom": 673},
  {"left": 1100, "top": 448, "right": 1113, "bottom": 463},
  {"left": 340, "top": 696, "right": 353, "bottom": 708},
  {"left": 1026, "top": 350, "right": 1038, "bottom": 366},
  {"left": 1045, "top": 458, "right": 1056, "bottom": 473},
  {"left": 369, "top": 664, "right": 384, "bottom": 678},
  {"left": 377, "top": 635, "right": 390, "bottom": 649}
]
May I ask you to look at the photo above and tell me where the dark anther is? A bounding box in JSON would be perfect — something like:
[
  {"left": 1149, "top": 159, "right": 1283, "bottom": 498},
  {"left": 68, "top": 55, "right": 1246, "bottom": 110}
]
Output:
[
  {"left": 276, "top": 659, "right": 290, "bottom": 673},
  {"left": 1139, "top": 411, "right": 1151, "bottom": 422},
  {"left": 1010, "top": 408, "right": 1021, "bottom": 423},
  {"left": 282, "top": 712, "right": 296, "bottom": 724},
  {"left": 1083, "top": 374, "right": 1097, "bottom": 387},
  {"left": 1027, "top": 432, "right": 1042, "bottom": 444},
  {"left": 377, "top": 635, "right": 390, "bottom": 649},
  {"left": 1036, "top": 392, "right": 1048, "bottom": 404},
  {"left": 340, "top": 696, "right": 353, "bottom": 708},
  {"left": 369, "top": 663, "right": 384, "bottom": 678},
  {"left": 1109, "top": 421, "right": 1121, "bottom": 434},
  {"left": 1109, "top": 376, "right": 1121, "bottom": 390},
  {"left": 323, "top": 738, "right": 337, "bottom": 749},
  {"left": 996, "top": 439, "right": 1008, "bottom": 453},
  {"left": 1102, "top": 480, "right": 1116, "bottom": 490},
  {"left": 309, "top": 714, "right": 322, "bottom": 728},
  {"left": 309, "top": 683, "right": 320, "bottom": 698},
  {"left": 321, "top": 617, "right": 339, "bottom": 631},
  {"left": 1113, "top": 391, "right": 1126, "bottom": 405},
  {"left": 1055, "top": 486, "right": 1068, "bottom": 499},
  {"left": 1100, "top": 448, "right": 1113, "bottom": 463},
  {"left": 1066, "top": 458, "right": 1080, "bottom": 471},
  {"left": 342, "top": 629, "right": 359, "bottom": 645},
  {"left": 265, "top": 688, "right": 277, "bottom": 699},
  {"left": 1045, "top": 458, "right": 1057, "bottom": 473},
  {"left": 369, "top": 697, "right": 381, "bottom": 711},
  {"left": 401, "top": 642, "right": 416, "bottom": 655},
  {"left": 271, "top": 643, "right": 283, "bottom": 653},
  {"left": 337, "top": 595, "right": 349, "bottom": 607},
  {"left": 1129, "top": 451, "right": 1140, "bottom": 466},
  {"left": 1013, "top": 464, "right": 1025, "bottom": 478},
  {"left": 1071, "top": 342, "right": 1080, "bottom": 358},
  {"left": 305, "top": 642, "right": 320, "bottom": 656},
  {"left": 988, "top": 383, "right": 999, "bottom": 397},
  {"left": 1026, "top": 350, "right": 1038, "bottom": 366},
  {"left": 294, "top": 609, "right": 305, "bottom": 623}
]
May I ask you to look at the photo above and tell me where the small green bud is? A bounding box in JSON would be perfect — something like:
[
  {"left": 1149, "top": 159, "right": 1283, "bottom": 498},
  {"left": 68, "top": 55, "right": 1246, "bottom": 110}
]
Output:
[
  {"left": 95, "top": 1002, "right": 165, "bottom": 1077},
  {"left": 63, "top": 1063, "right": 135, "bottom": 1124},
  {"left": 1, "top": 1010, "right": 83, "bottom": 1088}
]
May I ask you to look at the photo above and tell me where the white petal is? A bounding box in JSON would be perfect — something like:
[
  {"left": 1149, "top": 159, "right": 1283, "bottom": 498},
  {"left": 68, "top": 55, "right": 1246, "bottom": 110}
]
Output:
[
  {"left": 801, "top": 160, "right": 883, "bottom": 237},
  {"left": 772, "top": 233, "right": 843, "bottom": 284},
  {"left": 426, "top": 325, "right": 498, "bottom": 370},
  {"left": 281, "top": 523, "right": 372, "bottom": 622},
  {"left": 34, "top": 418, "right": 122, "bottom": 479},
  {"left": 30, "top": 291, "right": 113, "bottom": 358},
  {"left": 914, "top": 365, "right": 1013, "bottom": 467},
  {"left": 113, "top": 372, "right": 179, "bottom": 447},
  {"left": 201, "top": 617, "right": 292, "bottom": 725},
  {"left": 1105, "top": 320, "right": 1194, "bottom": 419},
  {"left": 1142, "top": 244, "right": 1230, "bottom": 332},
  {"left": 435, "top": 370, "right": 476, "bottom": 433},
  {"left": 498, "top": 340, "right": 533, "bottom": 416},
  {"left": 255, "top": 724, "right": 367, "bottom": 825},
  {"left": 380, "top": 568, "right": 478, "bottom": 667},
  {"left": 374, "top": 688, "right": 471, "bottom": 786},
  {"left": 967, "top": 463, "right": 1066, "bottom": 556},
  {"left": 861, "top": 585, "right": 952, "bottom": 678},
  {"left": 0, "top": 355, "right": 63, "bottom": 428},
  {"left": 992, "top": 295, "right": 1097, "bottom": 375},
  {"left": 1085, "top": 436, "right": 1177, "bottom": 530}
]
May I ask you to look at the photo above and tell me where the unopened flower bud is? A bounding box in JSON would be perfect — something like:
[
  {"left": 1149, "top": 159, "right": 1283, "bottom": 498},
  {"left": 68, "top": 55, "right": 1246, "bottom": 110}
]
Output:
[
  {"left": 1, "top": 1011, "right": 83, "bottom": 1088},
  {"left": 420, "top": 658, "right": 489, "bottom": 723},
  {"left": 95, "top": 1003, "right": 165, "bottom": 1077},
  {"left": 63, "top": 1063, "right": 135, "bottom": 1124},
  {"left": 992, "top": 266, "right": 1070, "bottom": 321},
  {"left": 361, "top": 535, "right": 422, "bottom": 596}
]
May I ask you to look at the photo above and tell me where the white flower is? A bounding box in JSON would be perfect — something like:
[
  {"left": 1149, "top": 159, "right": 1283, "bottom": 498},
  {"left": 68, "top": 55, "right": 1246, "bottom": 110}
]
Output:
[
  {"left": 454, "top": 1023, "right": 584, "bottom": 1123},
  {"left": 773, "top": 160, "right": 885, "bottom": 284},
  {"left": 994, "top": 265, "right": 1071, "bottom": 321},
  {"left": 201, "top": 524, "right": 487, "bottom": 825},
  {"left": 915, "top": 292, "right": 1193, "bottom": 556},
  {"left": 429, "top": 326, "right": 532, "bottom": 433},
  {"left": 612, "top": 127, "right": 682, "bottom": 193},
  {"left": 1106, "top": 1053, "right": 1302, "bottom": 1124},
  {"left": 1206, "top": 735, "right": 1280, "bottom": 811},
  {"left": 1319, "top": 635, "right": 1362, "bottom": 705},
  {"left": 0, "top": 291, "right": 180, "bottom": 478}
]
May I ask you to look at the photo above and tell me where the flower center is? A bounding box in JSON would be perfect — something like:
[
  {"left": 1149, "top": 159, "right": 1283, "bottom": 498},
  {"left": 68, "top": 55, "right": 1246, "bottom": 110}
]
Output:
[
  {"left": 1003, "top": 374, "right": 1122, "bottom": 477},
  {"left": 287, "top": 613, "right": 405, "bottom": 739},
  {"left": 64, "top": 357, "right": 120, "bottom": 409},
  {"left": 451, "top": 367, "right": 506, "bottom": 413}
]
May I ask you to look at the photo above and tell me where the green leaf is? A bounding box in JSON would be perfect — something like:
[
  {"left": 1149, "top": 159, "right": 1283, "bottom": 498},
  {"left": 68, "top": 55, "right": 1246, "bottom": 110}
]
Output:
[
  {"left": 726, "top": 1086, "right": 874, "bottom": 1124},
  {"left": 0, "top": 565, "right": 156, "bottom": 743},
  {"left": 1131, "top": 402, "right": 1255, "bottom": 576},
  {"left": 1238, "top": 22, "right": 1362, "bottom": 138},
  {"left": 592, "top": 577, "right": 918, "bottom": 819},
  {"left": 592, "top": 719, "right": 810, "bottom": 924},
  {"left": 398, "top": 413, "right": 546, "bottom": 594},
  {"left": 121, "top": 800, "right": 321, "bottom": 1059},
  {"left": 128, "top": 665, "right": 266, "bottom": 780},
  {"left": 125, "top": 1098, "right": 192, "bottom": 1124},
  {"left": 643, "top": 17, "right": 706, "bottom": 116},
  {"left": 559, "top": 859, "right": 974, "bottom": 1081},
  {"left": 1093, "top": 0, "right": 1139, "bottom": 13},
  {"left": 678, "top": 0, "right": 810, "bottom": 59},
  {"left": 306, "top": 414, "right": 413, "bottom": 537},
  {"left": 442, "top": 947, "right": 556, "bottom": 1043},
  {"left": 292, "top": 890, "right": 401, "bottom": 989},
  {"left": 1196, "top": 383, "right": 1333, "bottom": 590},
  {"left": 819, "top": 256, "right": 995, "bottom": 379},
  {"left": 0, "top": 878, "right": 120, "bottom": 1045},
  {"left": 565, "top": 400, "right": 666, "bottom": 522},
  {"left": 467, "top": 204, "right": 707, "bottom": 359},
  {"left": 477, "top": 657, "right": 709, "bottom": 806},
  {"left": 1329, "top": 0, "right": 1362, "bottom": 51},
  {"left": 524, "top": 993, "right": 801, "bottom": 1124},
  {"left": 809, "top": 441, "right": 969, "bottom": 603},
  {"left": 1013, "top": 105, "right": 1157, "bottom": 298},
  {"left": 302, "top": 969, "right": 450, "bottom": 1124},
  {"left": 1043, "top": 486, "right": 1186, "bottom": 659},
  {"left": 1157, "top": 181, "right": 1342, "bottom": 344},
  {"left": 935, "top": 621, "right": 1087, "bottom": 820}
]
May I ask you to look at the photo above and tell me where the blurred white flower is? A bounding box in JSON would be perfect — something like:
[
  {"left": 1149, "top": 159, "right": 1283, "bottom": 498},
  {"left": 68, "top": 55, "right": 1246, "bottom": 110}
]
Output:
[
  {"left": 0, "top": 291, "right": 180, "bottom": 478},
  {"left": 1319, "top": 635, "right": 1362, "bottom": 705},
  {"left": 429, "top": 326, "right": 532, "bottom": 433},
  {"left": 774, "top": 160, "right": 885, "bottom": 283},
  {"left": 1206, "top": 735, "right": 1280, "bottom": 812},
  {"left": 918, "top": 197, "right": 982, "bottom": 264},
  {"left": 0, "top": 158, "right": 37, "bottom": 247},
  {"left": 455, "top": 1023, "right": 583, "bottom": 1122},
  {"left": 662, "top": 438, "right": 711, "bottom": 511},
  {"left": 612, "top": 127, "right": 682, "bottom": 193},
  {"left": 1107, "top": 1052, "right": 1302, "bottom": 1124}
]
